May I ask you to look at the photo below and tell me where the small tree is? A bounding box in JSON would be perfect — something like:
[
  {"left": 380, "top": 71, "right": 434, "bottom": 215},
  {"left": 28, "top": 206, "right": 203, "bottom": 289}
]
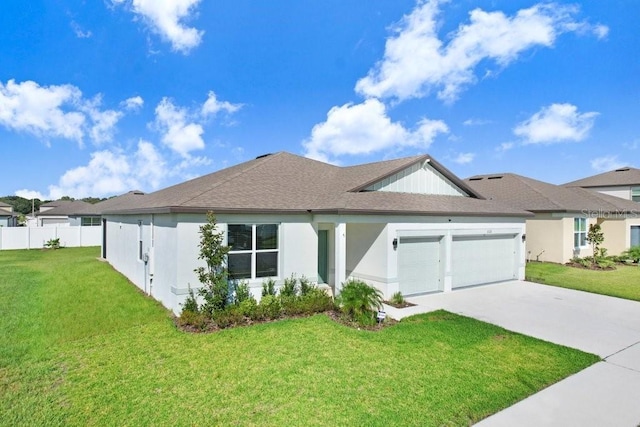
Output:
[
  {"left": 586, "top": 223, "right": 605, "bottom": 261},
  {"left": 195, "top": 212, "right": 231, "bottom": 314}
]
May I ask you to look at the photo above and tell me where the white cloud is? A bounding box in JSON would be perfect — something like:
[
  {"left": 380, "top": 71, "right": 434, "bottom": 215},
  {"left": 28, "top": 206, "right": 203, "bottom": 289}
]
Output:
[
  {"left": 590, "top": 155, "right": 626, "bottom": 173},
  {"left": 303, "top": 98, "right": 448, "bottom": 163},
  {"left": 71, "top": 21, "right": 92, "bottom": 38},
  {"left": 0, "top": 79, "right": 124, "bottom": 145},
  {"left": 496, "top": 142, "right": 515, "bottom": 152},
  {"left": 201, "top": 91, "right": 242, "bottom": 117},
  {"left": 463, "top": 118, "right": 491, "bottom": 126},
  {"left": 112, "top": 0, "right": 204, "bottom": 53},
  {"left": 355, "top": 1, "right": 606, "bottom": 103},
  {"left": 453, "top": 152, "right": 475, "bottom": 164},
  {"left": 43, "top": 140, "right": 167, "bottom": 199},
  {"left": 154, "top": 97, "right": 205, "bottom": 157},
  {"left": 122, "top": 96, "right": 144, "bottom": 111},
  {"left": 14, "top": 189, "right": 46, "bottom": 201},
  {"left": 514, "top": 103, "right": 598, "bottom": 144}
]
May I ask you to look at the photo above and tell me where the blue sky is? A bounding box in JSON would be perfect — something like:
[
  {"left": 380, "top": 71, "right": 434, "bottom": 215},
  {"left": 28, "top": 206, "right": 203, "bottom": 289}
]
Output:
[{"left": 1, "top": 0, "right": 638, "bottom": 200}]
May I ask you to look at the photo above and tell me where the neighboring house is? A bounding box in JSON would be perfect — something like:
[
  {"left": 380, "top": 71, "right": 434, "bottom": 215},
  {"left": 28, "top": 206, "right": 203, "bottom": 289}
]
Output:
[
  {"left": 564, "top": 166, "right": 640, "bottom": 203},
  {"left": 103, "top": 152, "right": 530, "bottom": 315},
  {"left": 465, "top": 173, "right": 640, "bottom": 263},
  {"left": 0, "top": 202, "right": 18, "bottom": 227},
  {"left": 36, "top": 200, "right": 94, "bottom": 226}
]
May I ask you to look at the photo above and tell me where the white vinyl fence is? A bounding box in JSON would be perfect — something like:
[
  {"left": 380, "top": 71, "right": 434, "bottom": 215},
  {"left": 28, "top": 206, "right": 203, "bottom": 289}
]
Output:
[{"left": 0, "top": 226, "right": 101, "bottom": 250}]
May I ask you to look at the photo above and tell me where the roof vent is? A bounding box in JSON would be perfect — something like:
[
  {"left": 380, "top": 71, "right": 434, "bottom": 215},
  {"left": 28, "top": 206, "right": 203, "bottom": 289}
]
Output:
[
  {"left": 255, "top": 153, "right": 273, "bottom": 159},
  {"left": 487, "top": 176, "right": 503, "bottom": 180},
  {"left": 615, "top": 167, "right": 630, "bottom": 172},
  {"left": 468, "top": 177, "right": 483, "bottom": 181}
]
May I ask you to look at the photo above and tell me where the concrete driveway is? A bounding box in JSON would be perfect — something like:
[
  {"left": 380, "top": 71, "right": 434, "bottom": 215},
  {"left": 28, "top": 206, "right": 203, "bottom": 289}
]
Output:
[{"left": 384, "top": 281, "right": 640, "bottom": 426}]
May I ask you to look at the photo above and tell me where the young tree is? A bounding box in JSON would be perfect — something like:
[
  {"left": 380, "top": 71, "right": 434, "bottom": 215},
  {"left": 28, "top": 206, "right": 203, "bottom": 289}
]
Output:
[
  {"left": 586, "top": 223, "right": 605, "bottom": 261},
  {"left": 195, "top": 212, "right": 231, "bottom": 314}
]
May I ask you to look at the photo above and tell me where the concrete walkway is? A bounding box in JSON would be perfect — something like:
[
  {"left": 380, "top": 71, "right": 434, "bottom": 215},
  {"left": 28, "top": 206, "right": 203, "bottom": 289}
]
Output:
[{"left": 383, "top": 281, "right": 640, "bottom": 426}]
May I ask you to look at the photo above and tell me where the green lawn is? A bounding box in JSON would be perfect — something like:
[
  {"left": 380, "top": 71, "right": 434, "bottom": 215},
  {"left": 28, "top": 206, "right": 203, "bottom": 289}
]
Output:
[
  {"left": 526, "top": 261, "right": 640, "bottom": 301},
  {"left": 1, "top": 248, "right": 598, "bottom": 426}
]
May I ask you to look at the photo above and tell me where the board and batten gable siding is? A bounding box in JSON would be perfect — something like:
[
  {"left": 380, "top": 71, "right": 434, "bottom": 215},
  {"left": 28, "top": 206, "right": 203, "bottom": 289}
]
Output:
[
  {"left": 365, "top": 161, "right": 467, "bottom": 196},
  {"left": 592, "top": 186, "right": 633, "bottom": 201}
]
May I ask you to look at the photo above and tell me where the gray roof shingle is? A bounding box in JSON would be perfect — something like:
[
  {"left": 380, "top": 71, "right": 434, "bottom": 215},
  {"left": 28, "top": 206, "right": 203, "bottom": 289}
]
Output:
[
  {"left": 466, "top": 173, "right": 640, "bottom": 213},
  {"left": 105, "top": 152, "right": 529, "bottom": 217},
  {"left": 564, "top": 167, "right": 640, "bottom": 188},
  {"left": 36, "top": 200, "right": 93, "bottom": 217}
]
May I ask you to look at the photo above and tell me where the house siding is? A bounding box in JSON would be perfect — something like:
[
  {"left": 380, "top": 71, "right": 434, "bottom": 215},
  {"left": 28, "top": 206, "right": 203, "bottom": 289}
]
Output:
[{"left": 365, "top": 161, "right": 466, "bottom": 196}]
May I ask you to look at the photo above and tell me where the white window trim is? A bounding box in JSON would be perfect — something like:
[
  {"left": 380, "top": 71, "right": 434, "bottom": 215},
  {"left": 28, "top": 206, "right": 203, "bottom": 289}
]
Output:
[
  {"left": 574, "top": 217, "right": 588, "bottom": 249},
  {"left": 228, "top": 223, "right": 280, "bottom": 280}
]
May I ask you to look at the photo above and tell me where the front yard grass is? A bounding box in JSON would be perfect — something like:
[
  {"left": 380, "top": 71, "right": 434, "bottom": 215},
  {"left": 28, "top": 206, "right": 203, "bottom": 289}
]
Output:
[
  {"left": 526, "top": 261, "right": 640, "bottom": 302},
  {"left": 1, "top": 248, "right": 598, "bottom": 426}
]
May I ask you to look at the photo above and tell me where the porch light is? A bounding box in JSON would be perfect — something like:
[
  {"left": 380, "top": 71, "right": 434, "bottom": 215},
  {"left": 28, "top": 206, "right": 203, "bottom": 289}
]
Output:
[
  {"left": 522, "top": 234, "right": 526, "bottom": 243},
  {"left": 392, "top": 238, "right": 398, "bottom": 250}
]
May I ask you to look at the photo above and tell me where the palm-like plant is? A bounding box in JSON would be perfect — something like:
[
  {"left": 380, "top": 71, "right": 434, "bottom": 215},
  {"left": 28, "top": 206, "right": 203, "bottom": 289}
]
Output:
[{"left": 336, "top": 279, "right": 383, "bottom": 324}]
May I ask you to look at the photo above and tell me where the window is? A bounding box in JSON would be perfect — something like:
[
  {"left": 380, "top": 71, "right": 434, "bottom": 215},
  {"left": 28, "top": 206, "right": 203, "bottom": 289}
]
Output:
[
  {"left": 631, "top": 226, "right": 640, "bottom": 247},
  {"left": 632, "top": 187, "right": 640, "bottom": 203},
  {"left": 574, "top": 218, "right": 587, "bottom": 248},
  {"left": 81, "top": 216, "right": 101, "bottom": 226},
  {"left": 228, "top": 224, "right": 279, "bottom": 280}
]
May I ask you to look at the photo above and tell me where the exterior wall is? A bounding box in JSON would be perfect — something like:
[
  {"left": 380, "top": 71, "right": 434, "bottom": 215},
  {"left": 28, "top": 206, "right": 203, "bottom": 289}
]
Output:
[
  {"left": 562, "top": 216, "right": 594, "bottom": 261},
  {"left": 600, "top": 217, "right": 640, "bottom": 255},
  {"left": 524, "top": 216, "right": 565, "bottom": 263},
  {"left": 40, "top": 217, "right": 69, "bottom": 226},
  {"left": 366, "top": 161, "right": 466, "bottom": 196},
  {"left": 346, "top": 223, "right": 389, "bottom": 292},
  {"left": 0, "top": 217, "right": 10, "bottom": 227},
  {"left": 593, "top": 186, "right": 632, "bottom": 200}
]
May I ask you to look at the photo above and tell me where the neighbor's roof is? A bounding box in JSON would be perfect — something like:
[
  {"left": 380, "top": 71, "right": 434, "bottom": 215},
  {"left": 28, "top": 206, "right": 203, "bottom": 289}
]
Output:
[
  {"left": 466, "top": 173, "right": 640, "bottom": 213},
  {"left": 0, "top": 201, "right": 11, "bottom": 208},
  {"left": 0, "top": 208, "right": 15, "bottom": 217},
  {"left": 36, "top": 200, "right": 93, "bottom": 216},
  {"left": 77, "top": 191, "right": 146, "bottom": 215},
  {"left": 564, "top": 166, "right": 640, "bottom": 188},
  {"left": 104, "top": 152, "right": 529, "bottom": 217}
]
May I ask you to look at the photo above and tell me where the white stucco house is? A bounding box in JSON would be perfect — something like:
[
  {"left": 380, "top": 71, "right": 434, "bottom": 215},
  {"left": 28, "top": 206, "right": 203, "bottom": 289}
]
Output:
[
  {"left": 0, "top": 202, "right": 18, "bottom": 227},
  {"left": 564, "top": 166, "right": 640, "bottom": 203},
  {"left": 102, "top": 152, "right": 530, "bottom": 315}
]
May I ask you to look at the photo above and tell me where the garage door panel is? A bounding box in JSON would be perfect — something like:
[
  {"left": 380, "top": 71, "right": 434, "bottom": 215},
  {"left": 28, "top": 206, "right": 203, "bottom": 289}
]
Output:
[
  {"left": 398, "top": 237, "right": 441, "bottom": 295},
  {"left": 452, "top": 234, "right": 516, "bottom": 289}
]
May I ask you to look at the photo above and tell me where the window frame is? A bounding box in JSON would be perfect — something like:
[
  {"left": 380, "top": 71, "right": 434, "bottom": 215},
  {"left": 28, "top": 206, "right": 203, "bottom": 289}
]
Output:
[
  {"left": 227, "top": 223, "right": 279, "bottom": 280},
  {"left": 81, "top": 216, "right": 101, "bottom": 226},
  {"left": 632, "top": 187, "right": 640, "bottom": 203},
  {"left": 574, "top": 217, "right": 587, "bottom": 249}
]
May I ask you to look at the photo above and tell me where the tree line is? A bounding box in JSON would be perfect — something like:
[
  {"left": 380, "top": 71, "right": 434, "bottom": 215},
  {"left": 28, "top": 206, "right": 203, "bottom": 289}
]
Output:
[{"left": 0, "top": 195, "right": 105, "bottom": 215}]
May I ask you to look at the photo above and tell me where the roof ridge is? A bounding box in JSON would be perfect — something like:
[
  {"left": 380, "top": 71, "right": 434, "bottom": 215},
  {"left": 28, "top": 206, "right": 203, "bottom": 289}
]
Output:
[{"left": 176, "top": 152, "right": 286, "bottom": 207}]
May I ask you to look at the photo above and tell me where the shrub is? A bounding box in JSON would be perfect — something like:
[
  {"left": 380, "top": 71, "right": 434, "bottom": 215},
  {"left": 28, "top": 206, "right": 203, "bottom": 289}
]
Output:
[
  {"left": 621, "top": 246, "right": 640, "bottom": 263},
  {"left": 212, "top": 307, "right": 244, "bottom": 329},
  {"left": 233, "top": 280, "right": 253, "bottom": 304},
  {"left": 44, "top": 238, "right": 61, "bottom": 249},
  {"left": 256, "top": 294, "right": 281, "bottom": 320},
  {"left": 390, "top": 291, "right": 405, "bottom": 305},
  {"left": 237, "top": 298, "right": 258, "bottom": 318},
  {"left": 280, "top": 295, "right": 303, "bottom": 316},
  {"left": 177, "top": 310, "right": 210, "bottom": 331},
  {"left": 280, "top": 274, "right": 298, "bottom": 298},
  {"left": 181, "top": 287, "right": 200, "bottom": 314},
  {"left": 336, "top": 279, "right": 383, "bottom": 325},
  {"left": 262, "top": 278, "right": 277, "bottom": 297},
  {"left": 195, "top": 212, "right": 231, "bottom": 314},
  {"left": 299, "top": 276, "right": 312, "bottom": 296},
  {"left": 596, "top": 258, "right": 615, "bottom": 269},
  {"left": 299, "top": 287, "right": 334, "bottom": 314}
]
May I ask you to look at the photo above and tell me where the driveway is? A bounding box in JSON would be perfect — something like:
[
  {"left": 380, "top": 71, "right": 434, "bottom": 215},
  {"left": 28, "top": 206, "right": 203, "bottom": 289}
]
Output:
[{"left": 384, "top": 280, "right": 640, "bottom": 426}]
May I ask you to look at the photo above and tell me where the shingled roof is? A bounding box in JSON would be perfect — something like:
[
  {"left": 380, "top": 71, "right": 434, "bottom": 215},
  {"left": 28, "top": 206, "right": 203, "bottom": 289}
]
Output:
[
  {"left": 36, "top": 200, "right": 93, "bottom": 217},
  {"left": 77, "top": 191, "right": 146, "bottom": 215},
  {"left": 564, "top": 167, "right": 640, "bottom": 188},
  {"left": 105, "top": 152, "right": 529, "bottom": 217},
  {"left": 466, "top": 173, "right": 640, "bottom": 213}
]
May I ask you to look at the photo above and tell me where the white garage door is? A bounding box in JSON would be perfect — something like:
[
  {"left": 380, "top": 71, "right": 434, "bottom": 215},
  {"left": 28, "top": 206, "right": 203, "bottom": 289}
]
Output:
[
  {"left": 452, "top": 234, "right": 517, "bottom": 289},
  {"left": 398, "top": 236, "right": 441, "bottom": 295}
]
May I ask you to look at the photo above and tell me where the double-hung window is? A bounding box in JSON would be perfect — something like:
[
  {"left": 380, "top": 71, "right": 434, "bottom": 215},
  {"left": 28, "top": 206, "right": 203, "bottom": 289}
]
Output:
[
  {"left": 574, "top": 217, "right": 587, "bottom": 248},
  {"left": 227, "top": 224, "right": 279, "bottom": 279},
  {"left": 632, "top": 187, "right": 640, "bottom": 203},
  {"left": 81, "top": 216, "right": 101, "bottom": 226}
]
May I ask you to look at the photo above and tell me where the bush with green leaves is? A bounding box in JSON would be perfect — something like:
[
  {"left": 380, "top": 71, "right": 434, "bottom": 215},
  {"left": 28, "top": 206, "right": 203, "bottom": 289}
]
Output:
[
  {"left": 233, "top": 280, "right": 253, "bottom": 304},
  {"left": 390, "top": 291, "right": 405, "bottom": 305},
  {"left": 262, "top": 278, "right": 277, "bottom": 297},
  {"left": 181, "top": 287, "right": 200, "bottom": 314},
  {"left": 299, "top": 276, "right": 312, "bottom": 296},
  {"left": 255, "top": 294, "right": 281, "bottom": 320},
  {"left": 44, "top": 238, "right": 61, "bottom": 249},
  {"left": 621, "top": 246, "right": 640, "bottom": 263},
  {"left": 336, "top": 279, "right": 383, "bottom": 326},
  {"left": 194, "top": 212, "right": 231, "bottom": 314}
]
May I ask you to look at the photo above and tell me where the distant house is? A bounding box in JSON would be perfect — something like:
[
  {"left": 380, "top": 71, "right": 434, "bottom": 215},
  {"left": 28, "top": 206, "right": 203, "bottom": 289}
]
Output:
[
  {"left": 0, "top": 202, "right": 18, "bottom": 227},
  {"left": 466, "top": 173, "right": 640, "bottom": 263},
  {"left": 36, "top": 200, "right": 94, "bottom": 226},
  {"left": 102, "top": 152, "right": 530, "bottom": 315},
  {"left": 564, "top": 166, "right": 640, "bottom": 203}
]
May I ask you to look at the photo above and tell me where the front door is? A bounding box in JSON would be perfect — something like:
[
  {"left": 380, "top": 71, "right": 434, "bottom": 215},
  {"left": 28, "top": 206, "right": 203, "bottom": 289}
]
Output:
[{"left": 318, "top": 230, "right": 328, "bottom": 284}]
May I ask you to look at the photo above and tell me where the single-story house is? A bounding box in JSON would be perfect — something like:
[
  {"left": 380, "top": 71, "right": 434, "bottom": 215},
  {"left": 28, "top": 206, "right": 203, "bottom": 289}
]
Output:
[
  {"left": 564, "top": 166, "right": 640, "bottom": 203},
  {"left": 465, "top": 173, "right": 640, "bottom": 263},
  {"left": 0, "top": 202, "right": 18, "bottom": 227},
  {"left": 36, "top": 200, "right": 95, "bottom": 226},
  {"left": 103, "top": 152, "right": 530, "bottom": 315}
]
